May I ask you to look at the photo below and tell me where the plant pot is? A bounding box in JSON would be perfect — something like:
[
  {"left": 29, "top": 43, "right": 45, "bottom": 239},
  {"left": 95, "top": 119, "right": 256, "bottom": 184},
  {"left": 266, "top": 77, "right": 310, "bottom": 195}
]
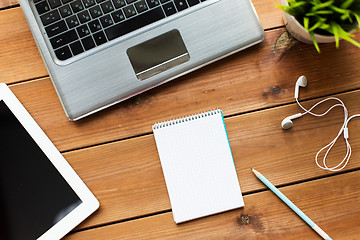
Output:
[{"left": 281, "top": 0, "right": 336, "bottom": 44}]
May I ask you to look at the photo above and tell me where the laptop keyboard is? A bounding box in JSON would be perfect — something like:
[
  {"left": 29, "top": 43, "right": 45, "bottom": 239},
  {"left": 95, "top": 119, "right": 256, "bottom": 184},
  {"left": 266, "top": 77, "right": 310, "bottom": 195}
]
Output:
[{"left": 33, "top": 0, "right": 206, "bottom": 61}]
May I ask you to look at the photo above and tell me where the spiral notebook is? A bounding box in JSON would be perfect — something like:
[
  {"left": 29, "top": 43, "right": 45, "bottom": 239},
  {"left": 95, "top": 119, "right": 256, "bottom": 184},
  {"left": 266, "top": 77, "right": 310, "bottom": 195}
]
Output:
[{"left": 152, "top": 109, "right": 244, "bottom": 223}]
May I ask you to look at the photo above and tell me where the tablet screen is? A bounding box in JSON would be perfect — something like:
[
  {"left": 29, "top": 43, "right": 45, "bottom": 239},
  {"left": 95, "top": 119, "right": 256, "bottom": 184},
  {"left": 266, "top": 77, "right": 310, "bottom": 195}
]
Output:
[{"left": 0, "top": 100, "right": 82, "bottom": 240}]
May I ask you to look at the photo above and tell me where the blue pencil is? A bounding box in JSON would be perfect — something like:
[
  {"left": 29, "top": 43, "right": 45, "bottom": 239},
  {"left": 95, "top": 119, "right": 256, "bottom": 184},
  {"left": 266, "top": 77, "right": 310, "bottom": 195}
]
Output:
[{"left": 251, "top": 168, "right": 332, "bottom": 240}]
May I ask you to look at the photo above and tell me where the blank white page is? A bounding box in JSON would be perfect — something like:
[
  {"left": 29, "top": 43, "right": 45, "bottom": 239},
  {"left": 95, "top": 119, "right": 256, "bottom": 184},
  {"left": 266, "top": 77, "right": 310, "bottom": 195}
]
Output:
[{"left": 153, "top": 110, "right": 244, "bottom": 223}]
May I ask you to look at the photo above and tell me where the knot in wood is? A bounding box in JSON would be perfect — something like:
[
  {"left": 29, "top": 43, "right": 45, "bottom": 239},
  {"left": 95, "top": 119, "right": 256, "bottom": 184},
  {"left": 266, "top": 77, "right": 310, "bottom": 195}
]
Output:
[
  {"left": 272, "top": 85, "right": 281, "bottom": 95},
  {"left": 132, "top": 95, "right": 151, "bottom": 106},
  {"left": 274, "top": 31, "right": 293, "bottom": 51},
  {"left": 239, "top": 215, "right": 250, "bottom": 225}
]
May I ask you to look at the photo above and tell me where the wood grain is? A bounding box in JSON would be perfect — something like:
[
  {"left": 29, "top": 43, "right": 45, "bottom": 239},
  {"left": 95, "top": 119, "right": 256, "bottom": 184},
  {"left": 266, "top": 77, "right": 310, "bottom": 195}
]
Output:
[
  {"left": 1, "top": 0, "right": 359, "bottom": 238},
  {"left": 65, "top": 171, "right": 360, "bottom": 239},
  {"left": 7, "top": 28, "right": 360, "bottom": 152},
  {"left": 0, "top": 0, "right": 17, "bottom": 8},
  {"left": 0, "top": 8, "right": 48, "bottom": 83},
  {"left": 60, "top": 89, "right": 360, "bottom": 229}
]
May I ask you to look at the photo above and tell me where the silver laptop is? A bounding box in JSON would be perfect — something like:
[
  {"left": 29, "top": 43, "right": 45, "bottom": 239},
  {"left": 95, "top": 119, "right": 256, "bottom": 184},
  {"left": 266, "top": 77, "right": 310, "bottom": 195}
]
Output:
[{"left": 19, "top": 0, "right": 264, "bottom": 120}]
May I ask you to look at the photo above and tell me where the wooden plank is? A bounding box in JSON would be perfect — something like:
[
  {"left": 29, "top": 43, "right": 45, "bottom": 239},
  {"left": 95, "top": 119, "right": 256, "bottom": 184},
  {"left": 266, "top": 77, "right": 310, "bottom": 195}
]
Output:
[
  {"left": 0, "top": 8, "right": 48, "bottom": 83},
  {"left": 253, "top": 0, "right": 283, "bottom": 30},
  {"left": 65, "top": 171, "right": 360, "bottom": 239},
  {"left": 0, "top": 0, "right": 17, "bottom": 8},
  {"left": 61, "top": 89, "right": 360, "bottom": 229},
  {"left": 0, "top": 0, "right": 281, "bottom": 84},
  {"left": 8, "top": 28, "right": 360, "bottom": 152}
]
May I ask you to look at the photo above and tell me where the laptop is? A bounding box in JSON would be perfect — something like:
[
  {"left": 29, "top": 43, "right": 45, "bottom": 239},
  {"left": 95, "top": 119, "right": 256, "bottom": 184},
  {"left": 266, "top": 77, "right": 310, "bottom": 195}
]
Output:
[{"left": 19, "top": 0, "right": 264, "bottom": 120}]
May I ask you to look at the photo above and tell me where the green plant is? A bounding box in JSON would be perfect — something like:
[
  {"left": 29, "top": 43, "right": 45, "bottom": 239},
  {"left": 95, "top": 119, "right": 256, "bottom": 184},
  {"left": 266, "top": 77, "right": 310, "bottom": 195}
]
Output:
[{"left": 278, "top": 0, "right": 360, "bottom": 52}]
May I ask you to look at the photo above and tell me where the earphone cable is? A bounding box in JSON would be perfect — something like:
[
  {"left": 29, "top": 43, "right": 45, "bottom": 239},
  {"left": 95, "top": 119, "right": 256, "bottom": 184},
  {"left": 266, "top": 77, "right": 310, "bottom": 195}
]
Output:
[
  {"left": 296, "top": 97, "right": 347, "bottom": 118},
  {"left": 295, "top": 97, "right": 355, "bottom": 172}
]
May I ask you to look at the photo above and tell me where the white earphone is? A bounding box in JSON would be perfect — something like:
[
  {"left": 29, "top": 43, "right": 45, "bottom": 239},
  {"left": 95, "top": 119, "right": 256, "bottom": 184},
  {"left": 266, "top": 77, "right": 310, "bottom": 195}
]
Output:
[
  {"left": 294, "top": 75, "right": 307, "bottom": 99},
  {"left": 281, "top": 113, "right": 302, "bottom": 130},
  {"left": 281, "top": 76, "right": 308, "bottom": 129},
  {"left": 281, "top": 76, "right": 360, "bottom": 172}
]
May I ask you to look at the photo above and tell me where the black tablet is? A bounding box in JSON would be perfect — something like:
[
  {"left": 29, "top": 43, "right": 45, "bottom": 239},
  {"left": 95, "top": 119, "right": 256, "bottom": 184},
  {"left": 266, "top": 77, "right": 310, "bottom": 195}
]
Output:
[{"left": 0, "top": 83, "right": 99, "bottom": 240}]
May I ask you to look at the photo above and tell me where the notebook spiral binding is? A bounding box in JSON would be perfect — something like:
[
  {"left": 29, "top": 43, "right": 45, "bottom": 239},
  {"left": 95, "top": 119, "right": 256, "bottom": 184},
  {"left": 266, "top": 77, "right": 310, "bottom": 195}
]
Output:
[{"left": 152, "top": 109, "right": 222, "bottom": 130}]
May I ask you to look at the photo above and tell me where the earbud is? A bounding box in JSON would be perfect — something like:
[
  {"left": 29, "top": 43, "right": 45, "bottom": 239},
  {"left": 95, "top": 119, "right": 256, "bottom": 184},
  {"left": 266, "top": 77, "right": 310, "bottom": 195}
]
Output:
[
  {"left": 281, "top": 113, "right": 303, "bottom": 129},
  {"left": 294, "top": 75, "right": 307, "bottom": 99},
  {"left": 282, "top": 76, "right": 308, "bottom": 129}
]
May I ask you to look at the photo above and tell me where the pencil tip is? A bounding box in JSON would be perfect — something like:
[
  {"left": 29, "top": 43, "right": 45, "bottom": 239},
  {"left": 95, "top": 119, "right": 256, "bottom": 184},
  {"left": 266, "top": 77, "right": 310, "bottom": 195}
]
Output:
[
  {"left": 251, "top": 168, "right": 260, "bottom": 176},
  {"left": 250, "top": 167, "right": 253, "bottom": 170}
]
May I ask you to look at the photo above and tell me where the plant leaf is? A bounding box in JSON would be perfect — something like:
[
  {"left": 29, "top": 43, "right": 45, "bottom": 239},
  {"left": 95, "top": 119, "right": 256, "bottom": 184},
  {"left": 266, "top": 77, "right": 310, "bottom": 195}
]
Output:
[
  {"left": 311, "top": 0, "right": 334, "bottom": 11},
  {"left": 329, "top": 5, "right": 347, "bottom": 14},
  {"left": 306, "top": 10, "right": 334, "bottom": 16},
  {"left": 318, "top": 23, "right": 331, "bottom": 30},
  {"left": 289, "top": 1, "right": 307, "bottom": 8},
  {"left": 334, "top": 24, "right": 360, "bottom": 48},
  {"left": 331, "top": 22, "right": 340, "bottom": 48},
  {"left": 303, "top": 17, "right": 310, "bottom": 31},
  {"left": 309, "top": 20, "right": 326, "bottom": 32},
  {"left": 351, "top": 12, "right": 360, "bottom": 29},
  {"left": 309, "top": 31, "right": 321, "bottom": 53},
  {"left": 341, "top": 0, "right": 354, "bottom": 9},
  {"left": 277, "top": 4, "right": 299, "bottom": 16}
]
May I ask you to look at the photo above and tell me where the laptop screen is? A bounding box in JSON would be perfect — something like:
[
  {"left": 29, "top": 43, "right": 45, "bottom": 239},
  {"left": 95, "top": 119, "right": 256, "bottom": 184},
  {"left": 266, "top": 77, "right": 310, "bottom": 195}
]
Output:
[{"left": 0, "top": 100, "right": 82, "bottom": 240}]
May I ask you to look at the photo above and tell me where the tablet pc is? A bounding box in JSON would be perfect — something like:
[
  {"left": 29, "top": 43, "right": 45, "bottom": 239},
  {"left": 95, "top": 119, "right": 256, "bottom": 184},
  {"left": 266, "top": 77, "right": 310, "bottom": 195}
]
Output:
[{"left": 0, "top": 83, "right": 99, "bottom": 240}]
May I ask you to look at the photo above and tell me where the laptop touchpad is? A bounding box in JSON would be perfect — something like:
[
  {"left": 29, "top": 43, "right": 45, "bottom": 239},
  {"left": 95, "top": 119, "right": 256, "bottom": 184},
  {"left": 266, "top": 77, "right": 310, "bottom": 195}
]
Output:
[{"left": 127, "top": 29, "right": 190, "bottom": 80}]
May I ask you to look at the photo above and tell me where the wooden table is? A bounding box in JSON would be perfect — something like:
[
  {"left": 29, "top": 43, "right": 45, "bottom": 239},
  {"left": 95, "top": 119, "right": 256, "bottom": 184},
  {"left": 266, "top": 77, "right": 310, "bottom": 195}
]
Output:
[{"left": 1, "top": 0, "right": 360, "bottom": 239}]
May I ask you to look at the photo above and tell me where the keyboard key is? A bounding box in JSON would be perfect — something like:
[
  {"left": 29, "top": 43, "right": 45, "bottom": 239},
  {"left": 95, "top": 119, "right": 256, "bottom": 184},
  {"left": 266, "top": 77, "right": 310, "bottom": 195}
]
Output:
[
  {"left": 99, "top": 14, "right": 114, "bottom": 27},
  {"left": 35, "top": 0, "right": 204, "bottom": 60},
  {"left": 186, "top": 0, "right": 199, "bottom": 6},
  {"left": 89, "top": 5, "right": 103, "bottom": 18},
  {"left": 76, "top": 24, "right": 90, "bottom": 37},
  {"left": 48, "top": 0, "right": 62, "bottom": 9},
  {"left": 77, "top": 10, "right": 91, "bottom": 23},
  {"left": 82, "top": 0, "right": 96, "bottom": 7},
  {"left": 70, "top": 0, "right": 84, "bottom": 13},
  {"left": 135, "top": 0, "right": 148, "bottom": 13},
  {"left": 59, "top": 5, "right": 73, "bottom": 17},
  {"left": 66, "top": 15, "right": 80, "bottom": 28},
  {"left": 55, "top": 45, "right": 72, "bottom": 60},
  {"left": 70, "top": 41, "right": 84, "bottom": 55},
  {"left": 45, "top": 20, "right": 68, "bottom": 37},
  {"left": 111, "top": 9, "right": 125, "bottom": 23},
  {"left": 105, "top": 6, "right": 165, "bottom": 40},
  {"left": 162, "top": 1, "right": 176, "bottom": 16},
  {"left": 123, "top": 5, "right": 136, "bottom": 18},
  {"left": 40, "top": 9, "right": 61, "bottom": 26},
  {"left": 174, "top": 0, "right": 187, "bottom": 11},
  {"left": 146, "top": 0, "right": 159, "bottom": 8},
  {"left": 81, "top": 36, "right": 96, "bottom": 50},
  {"left": 35, "top": 1, "right": 50, "bottom": 15},
  {"left": 50, "top": 29, "right": 78, "bottom": 49},
  {"left": 88, "top": 19, "right": 102, "bottom": 32},
  {"left": 100, "top": 1, "right": 114, "bottom": 13},
  {"left": 93, "top": 31, "right": 107, "bottom": 45},
  {"left": 112, "top": 0, "right": 126, "bottom": 9}
]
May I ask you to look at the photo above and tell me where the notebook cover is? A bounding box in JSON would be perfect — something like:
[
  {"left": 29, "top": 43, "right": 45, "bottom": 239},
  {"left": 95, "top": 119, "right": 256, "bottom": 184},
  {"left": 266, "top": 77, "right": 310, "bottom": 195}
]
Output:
[{"left": 153, "top": 109, "right": 244, "bottom": 223}]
